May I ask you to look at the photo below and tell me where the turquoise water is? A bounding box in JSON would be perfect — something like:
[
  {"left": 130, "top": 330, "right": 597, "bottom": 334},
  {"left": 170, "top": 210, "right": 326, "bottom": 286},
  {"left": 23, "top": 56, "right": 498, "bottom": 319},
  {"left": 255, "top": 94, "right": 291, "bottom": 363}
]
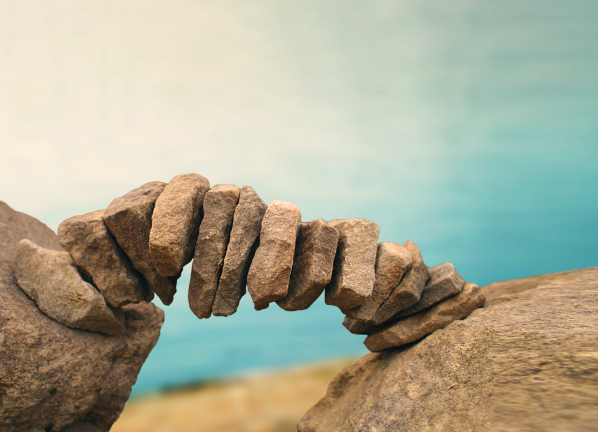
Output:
[
  {"left": 0, "top": 0, "right": 596, "bottom": 396},
  {"left": 132, "top": 1, "right": 598, "bottom": 395}
]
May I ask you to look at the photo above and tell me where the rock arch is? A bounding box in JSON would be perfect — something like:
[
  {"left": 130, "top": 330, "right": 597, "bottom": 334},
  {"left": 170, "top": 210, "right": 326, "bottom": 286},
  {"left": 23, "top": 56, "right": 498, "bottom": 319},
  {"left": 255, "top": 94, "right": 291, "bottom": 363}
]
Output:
[{"left": 6, "top": 173, "right": 485, "bottom": 431}]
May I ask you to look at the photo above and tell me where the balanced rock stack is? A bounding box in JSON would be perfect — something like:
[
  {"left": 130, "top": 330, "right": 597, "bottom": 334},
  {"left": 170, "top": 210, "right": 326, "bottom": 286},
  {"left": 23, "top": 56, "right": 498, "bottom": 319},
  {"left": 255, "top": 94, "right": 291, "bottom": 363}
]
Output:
[{"left": 13, "top": 173, "right": 485, "bottom": 351}]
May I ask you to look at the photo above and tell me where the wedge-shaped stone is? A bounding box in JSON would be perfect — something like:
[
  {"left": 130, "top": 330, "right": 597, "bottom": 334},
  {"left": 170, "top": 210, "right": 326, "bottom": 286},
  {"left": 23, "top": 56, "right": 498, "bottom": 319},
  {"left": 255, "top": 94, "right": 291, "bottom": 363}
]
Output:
[
  {"left": 104, "top": 181, "right": 180, "bottom": 305},
  {"left": 345, "top": 242, "right": 412, "bottom": 321},
  {"left": 149, "top": 173, "right": 210, "bottom": 277},
  {"left": 277, "top": 219, "right": 339, "bottom": 311},
  {"left": 212, "top": 186, "right": 267, "bottom": 317},
  {"left": 325, "top": 219, "right": 380, "bottom": 310},
  {"left": 14, "top": 239, "right": 125, "bottom": 335},
  {"left": 247, "top": 200, "right": 301, "bottom": 310},
  {"left": 392, "top": 262, "right": 465, "bottom": 319},
  {"left": 364, "top": 283, "right": 485, "bottom": 351},
  {"left": 58, "top": 210, "right": 147, "bottom": 307},
  {"left": 189, "top": 184, "right": 240, "bottom": 319},
  {"left": 343, "top": 316, "right": 376, "bottom": 335},
  {"left": 369, "top": 240, "right": 430, "bottom": 325}
]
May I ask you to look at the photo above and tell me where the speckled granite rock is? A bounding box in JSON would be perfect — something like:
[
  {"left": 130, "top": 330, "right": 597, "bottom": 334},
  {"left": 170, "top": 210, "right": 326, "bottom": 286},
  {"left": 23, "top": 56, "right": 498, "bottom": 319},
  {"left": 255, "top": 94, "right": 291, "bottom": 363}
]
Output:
[
  {"left": 57, "top": 210, "right": 148, "bottom": 307},
  {"left": 189, "top": 184, "right": 240, "bottom": 319},
  {"left": 247, "top": 200, "right": 301, "bottom": 310},
  {"left": 14, "top": 239, "right": 125, "bottom": 335},
  {"left": 277, "top": 219, "right": 339, "bottom": 311},
  {"left": 104, "top": 181, "right": 179, "bottom": 305},
  {"left": 300, "top": 267, "right": 598, "bottom": 432},
  {"left": 0, "top": 201, "right": 164, "bottom": 432},
  {"left": 149, "top": 173, "right": 210, "bottom": 277},
  {"left": 325, "top": 219, "right": 379, "bottom": 310},
  {"left": 213, "top": 186, "right": 267, "bottom": 317},
  {"left": 344, "top": 242, "right": 412, "bottom": 321}
]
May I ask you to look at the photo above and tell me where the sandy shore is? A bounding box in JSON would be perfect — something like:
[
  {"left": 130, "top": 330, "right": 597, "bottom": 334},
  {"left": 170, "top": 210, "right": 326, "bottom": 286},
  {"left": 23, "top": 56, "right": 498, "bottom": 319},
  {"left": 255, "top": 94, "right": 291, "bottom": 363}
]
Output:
[{"left": 111, "top": 358, "right": 355, "bottom": 432}]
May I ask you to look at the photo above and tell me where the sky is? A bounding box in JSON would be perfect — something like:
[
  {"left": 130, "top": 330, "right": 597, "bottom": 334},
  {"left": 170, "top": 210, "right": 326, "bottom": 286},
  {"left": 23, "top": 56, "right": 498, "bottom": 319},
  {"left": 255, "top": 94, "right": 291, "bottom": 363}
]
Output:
[{"left": 1, "top": 0, "right": 597, "bottom": 392}]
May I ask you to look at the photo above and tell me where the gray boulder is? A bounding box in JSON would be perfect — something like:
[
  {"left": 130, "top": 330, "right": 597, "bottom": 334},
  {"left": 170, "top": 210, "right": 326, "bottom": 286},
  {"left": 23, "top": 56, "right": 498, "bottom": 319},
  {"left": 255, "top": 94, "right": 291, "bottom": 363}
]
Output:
[
  {"left": 299, "top": 267, "right": 598, "bottom": 431},
  {"left": 14, "top": 239, "right": 125, "bottom": 335},
  {"left": 0, "top": 201, "right": 164, "bottom": 432}
]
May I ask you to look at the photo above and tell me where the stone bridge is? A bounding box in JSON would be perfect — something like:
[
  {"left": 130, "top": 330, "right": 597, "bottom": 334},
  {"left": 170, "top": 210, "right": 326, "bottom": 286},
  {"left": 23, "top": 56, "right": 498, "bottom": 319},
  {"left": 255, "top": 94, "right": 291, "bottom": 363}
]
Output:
[{"left": 1, "top": 173, "right": 485, "bottom": 431}]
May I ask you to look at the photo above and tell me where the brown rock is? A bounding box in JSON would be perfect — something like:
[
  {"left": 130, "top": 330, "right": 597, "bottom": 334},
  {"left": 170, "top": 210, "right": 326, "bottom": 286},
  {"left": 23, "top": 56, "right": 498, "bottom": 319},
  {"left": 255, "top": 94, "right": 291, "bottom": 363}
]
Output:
[
  {"left": 188, "top": 184, "right": 240, "bottom": 319},
  {"left": 277, "top": 219, "right": 339, "bottom": 311},
  {"left": 325, "top": 219, "right": 379, "bottom": 310},
  {"left": 369, "top": 240, "right": 430, "bottom": 325},
  {"left": 364, "top": 282, "right": 485, "bottom": 351},
  {"left": 300, "top": 267, "right": 598, "bottom": 432},
  {"left": 104, "top": 181, "right": 180, "bottom": 305},
  {"left": 392, "top": 262, "right": 465, "bottom": 319},
  {"left": 57, "top": 210, "right": 147, "bottom": 307},
  {"left": 212, "top": 186, "right": 267, "bottom": 317},
  {"left": 247, "top": 200, "right": 301, "bottom": 310},
  {"left": 149, "top": 173, "right": 210, "bottom": 277},
  {"left": 0, "top": 201, "right": 164, "bottom": 432},
  {"left": 344, "top": 242, "right": 412, "bottom": 321},
  {"left": 14, "top": 239, "right": 125, "bottom": 335},
  {"left": 342, "top": 316, "right": 376, "bottom": 335}
]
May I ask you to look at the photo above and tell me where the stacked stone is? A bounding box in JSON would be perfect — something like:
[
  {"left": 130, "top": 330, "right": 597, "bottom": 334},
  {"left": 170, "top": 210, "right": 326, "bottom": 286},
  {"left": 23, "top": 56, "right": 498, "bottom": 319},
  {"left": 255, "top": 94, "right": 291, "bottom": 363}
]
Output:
[{"left": 13, "top": 173, "right": 485, "bottom": 351}]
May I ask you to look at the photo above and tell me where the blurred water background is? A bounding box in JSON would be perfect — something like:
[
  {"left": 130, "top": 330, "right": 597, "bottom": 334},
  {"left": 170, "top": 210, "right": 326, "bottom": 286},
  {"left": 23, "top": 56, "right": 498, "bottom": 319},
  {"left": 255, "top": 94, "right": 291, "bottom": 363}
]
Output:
[{"left": 1, "top": 0, "right": 597, "bottom": 396}]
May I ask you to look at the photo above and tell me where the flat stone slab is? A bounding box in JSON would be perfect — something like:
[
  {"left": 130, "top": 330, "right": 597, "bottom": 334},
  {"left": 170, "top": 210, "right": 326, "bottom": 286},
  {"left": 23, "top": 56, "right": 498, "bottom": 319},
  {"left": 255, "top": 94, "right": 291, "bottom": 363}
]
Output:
[
  {"left": 212, "top": 185, "right": 267, "bottom": 317},
  {"left": 369, "top": 240, "right": 430, "bottom": 325},
  {"left": 57, "top": 209, "right": 147, "bottom": 307},
  {"left": 247, "top": 200, "right": 301, "bottom": 310},
  {"left": 345, "top": 242, "right": 412, "bottom": 321},
  {"left": 277, "top": 219, "right": 339, "bottom": 311},
  {"left": 325, "top": 219, "right": 380, "bottom": 310},
  {"left": 189, "top": 184, "right": 240, "bottom": 319},
  {"left": 364, "top": 282, "right": 485, "bottom": 351},
  {"left": 392, "top": 262, "right": 465, "bottom": 319},
  {"left": 104, "top": 181, "right": 180, "bottom": 305},
  {"left": 14, "top": 239, "right": 125, "bottom": 335},
  {"left": 149, "top": 173, "right": 210, "bottom": 277}
]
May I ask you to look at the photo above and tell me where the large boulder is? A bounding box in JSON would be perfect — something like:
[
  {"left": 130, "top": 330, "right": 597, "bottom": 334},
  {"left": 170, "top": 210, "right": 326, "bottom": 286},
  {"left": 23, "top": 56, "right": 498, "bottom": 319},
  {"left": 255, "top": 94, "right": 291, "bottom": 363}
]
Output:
[
  {"left": 0, "top": 201, "right": 164, "bottom": 432},
  {"left": 299, "top": 266, "right": 598, "bottom": 431}
]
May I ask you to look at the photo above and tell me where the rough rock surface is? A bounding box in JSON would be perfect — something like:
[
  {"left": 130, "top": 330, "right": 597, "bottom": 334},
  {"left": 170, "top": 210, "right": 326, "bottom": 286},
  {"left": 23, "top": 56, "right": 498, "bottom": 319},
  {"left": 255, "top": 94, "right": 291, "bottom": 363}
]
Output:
[
  {"left": 247, "top": 200, "right": 301, "bottom": 310},
  {"left": 277, "top": 219, "right": 339, "bottom": 311},
  {"left": 300, "top": 267, "right": 598, "bottom": 432},
  {"left": 369, "top": 240, "right": 430, "bottom": 325},
  {"left": 344, "top": 242, "right": 412, "bottom": 321},
  {"left": 365, "top": 282, "right": 485, "bottom": 351},
  {"left": 14, "top": 239, "right": 125, "bottom": 335},
  {"left": 57, "top": 210, "right": 147, "bottom": 307},
  {"left": 325, "top": 219, "right": 380, "bottom": 310},
  {"left": 393, "top": 262, "right": 465, "bottom": 319},
  {"left": 149, "top": 173, "right": 210, "bottom": 277},
  {"left": 104, "top": 181, "right": 178, "bottom": 305},
  {"left": 189, "top": 184, "right": 240, "bottom": 319},
  {"left": 0, "top": 201, "right": 164, "bottom": 432},
  {"left": 213, "top": 186, "right": 267, "bottom": 317}
]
